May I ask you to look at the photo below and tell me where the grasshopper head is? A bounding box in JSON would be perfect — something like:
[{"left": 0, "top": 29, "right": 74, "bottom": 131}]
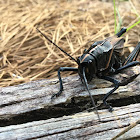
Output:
[{"left": 77, "top": 54, "right": 97, "bottom": 81}]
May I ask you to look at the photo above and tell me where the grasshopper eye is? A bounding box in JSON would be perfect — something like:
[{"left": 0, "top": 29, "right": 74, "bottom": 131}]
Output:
[{"left": 88, "top": 60, "right": 92, "bottom": 63}]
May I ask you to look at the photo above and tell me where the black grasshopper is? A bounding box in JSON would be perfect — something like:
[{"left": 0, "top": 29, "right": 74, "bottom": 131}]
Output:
[{"left": 37, "top": 28, "right": 140, "bottom": 121}]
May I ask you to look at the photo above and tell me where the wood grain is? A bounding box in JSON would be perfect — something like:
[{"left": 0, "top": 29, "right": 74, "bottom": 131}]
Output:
[{"left": 0, "top": 66, "right": 139, "bottom": 139}]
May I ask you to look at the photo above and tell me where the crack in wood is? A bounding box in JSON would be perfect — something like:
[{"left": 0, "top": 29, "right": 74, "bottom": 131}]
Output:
[{"left": 0, "top": 94, "right": 140, "bottom": 127}]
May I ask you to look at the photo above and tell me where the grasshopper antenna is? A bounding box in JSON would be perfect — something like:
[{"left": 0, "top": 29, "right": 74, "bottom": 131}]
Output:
[
  {"left": 83, "top": 67, "right": 101, "bottom": 121},
  {"left": 36, "top": 28, "right": 78, "bottom": 64}
]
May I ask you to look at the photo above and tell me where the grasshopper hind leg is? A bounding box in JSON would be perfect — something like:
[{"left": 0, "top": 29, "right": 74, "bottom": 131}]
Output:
[
  {"left": 116, "top": 42, "right": 140, "bottom": 73},
  {"left": 101, "top": 42, "right": 140, "bottom": 111},
  {"left": 123, "top": 42, "right": 140, "bottom": 65}
]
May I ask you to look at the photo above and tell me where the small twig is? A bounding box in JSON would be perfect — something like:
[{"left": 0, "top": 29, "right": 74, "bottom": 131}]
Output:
[{"left": 111, "top": 119, "right": 140, "bottom": 140}]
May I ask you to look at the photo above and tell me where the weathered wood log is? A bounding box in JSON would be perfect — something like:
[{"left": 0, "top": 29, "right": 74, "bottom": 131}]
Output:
[
  {"left": 0, "top": 66, "right": 139, "bottom": 139},
  {"left": 0, "top": 66, "right": 139, "bottom": 122},
  {"left": 0, "top": 103, "right": 140, "bottom": 140}
]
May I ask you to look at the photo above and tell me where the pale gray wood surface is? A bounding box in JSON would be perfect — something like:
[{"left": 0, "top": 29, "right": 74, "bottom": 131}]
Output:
[
  {"left": 0, "top": 103, "right": 140, "bottom": 140},
  {"left": 0, "top": 66, "right": 139, "bottom": 139},
  {"left": 0, "top": 66, "right": 139, "bottom": 120}
]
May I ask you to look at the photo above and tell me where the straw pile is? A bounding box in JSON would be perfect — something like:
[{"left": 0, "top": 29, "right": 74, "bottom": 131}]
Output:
[{"left": 0, "top": 0, "right": 140, "bottom": 87}]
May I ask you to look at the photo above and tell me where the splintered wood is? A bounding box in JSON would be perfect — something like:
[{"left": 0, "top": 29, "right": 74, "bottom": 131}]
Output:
[
  {"left": 0, "top": 65, "right": 139, "bottom": 139},
  {"left": 0, "top": 104, "right": 140, "bottom": 140},
  {"left": 0, "top": 0, "right": 140, "bottom": 87}
]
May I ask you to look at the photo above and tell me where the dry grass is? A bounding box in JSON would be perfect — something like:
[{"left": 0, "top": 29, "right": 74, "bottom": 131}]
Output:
[{"left": 0, "top": 0, "right": 140, "bottom": 87}]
